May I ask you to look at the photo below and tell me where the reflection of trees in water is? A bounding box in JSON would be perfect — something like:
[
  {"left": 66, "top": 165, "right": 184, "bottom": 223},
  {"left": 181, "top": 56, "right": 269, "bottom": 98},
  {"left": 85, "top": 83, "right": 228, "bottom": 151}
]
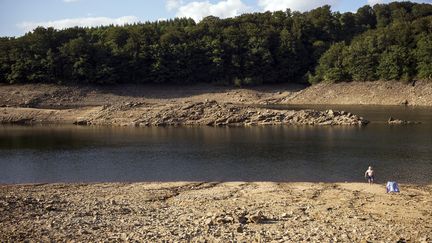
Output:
[
  {"left": 0, "top": 126, "right": 97, "bottom": 150},
  {"left": 0, "top": 124, "right": 431, "bottom": 183}
]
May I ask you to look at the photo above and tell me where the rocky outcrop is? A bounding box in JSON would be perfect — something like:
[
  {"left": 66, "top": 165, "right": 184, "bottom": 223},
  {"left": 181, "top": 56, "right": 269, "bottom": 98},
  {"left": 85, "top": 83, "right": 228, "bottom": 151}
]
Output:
[
  {"left": 0, "top": 101, "right": 368, "bottom": 126},
  {"left": 387, "top": 117, "right": 421, "bottom": 125},
  {"left": 82, "top": 101, "right": 369, "bottom": 127}
]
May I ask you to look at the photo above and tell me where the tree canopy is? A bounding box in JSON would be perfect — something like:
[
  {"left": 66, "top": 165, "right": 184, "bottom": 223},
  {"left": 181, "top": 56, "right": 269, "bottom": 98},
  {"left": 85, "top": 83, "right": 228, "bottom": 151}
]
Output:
[{"left": 1, "top": 2, "right": 431, "bottom": 85}]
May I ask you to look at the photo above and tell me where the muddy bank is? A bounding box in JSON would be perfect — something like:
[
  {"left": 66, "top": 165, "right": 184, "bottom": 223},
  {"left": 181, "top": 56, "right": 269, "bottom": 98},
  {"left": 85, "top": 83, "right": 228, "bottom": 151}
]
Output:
[
  {"left": 1, "top": 81, "right": 431, "bottom": 109},
  {"left": 0, "top": 182, "right": 431, "bottom": 242},
  {"left": 0, "top": 83, "right": 301, "bottom": 108},
  {"left": 272, "top": 80, "right": 432, "bottom": 106}
]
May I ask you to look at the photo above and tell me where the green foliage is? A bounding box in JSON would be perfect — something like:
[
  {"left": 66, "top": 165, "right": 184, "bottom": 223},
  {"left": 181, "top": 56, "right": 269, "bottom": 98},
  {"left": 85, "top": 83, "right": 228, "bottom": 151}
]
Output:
[
  {"left": 0, "top": 2, "right": 431, "bottom": 85},
  {"left": 311, "top": 9, "right": 432, "bottom": 83},
  {"left": 377, "top": 45, "right": 414, "bottom": 81},
  {"left": 313, "top": 42, "right": 349, "bottom": 83},
  {"left": 356, "top": 5, "right": 377, "bottom": 29},
  {"left": 344, "top": 35, "right": 379, "bottom": 81},
  {"left": 415, "top": 34, "right": 432, "bottom": 80},
  {"left": 0, "top": 38, "right": 13, "bottom": 83}
]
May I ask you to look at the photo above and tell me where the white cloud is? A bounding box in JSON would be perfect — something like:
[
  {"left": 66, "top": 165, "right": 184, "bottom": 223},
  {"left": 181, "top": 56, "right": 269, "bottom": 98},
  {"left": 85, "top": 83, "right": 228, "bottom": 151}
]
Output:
[
  {"left": 175, "top": 0, "right": 251, "bottom": 21},
  {"left": 367, "top": 0, "right": 390, "bottom": 4},
  {"left": 63, "top": 0, "right": 80, "bottom": 3},
  {"left": 258, "top": 0, "right": 339, "bottom": 12},
  {"left": 166, "top": 0, "right": 183, "bottom": 11},
  {"left": 17, "top": 16, "right": 139, "bottom": 32}
]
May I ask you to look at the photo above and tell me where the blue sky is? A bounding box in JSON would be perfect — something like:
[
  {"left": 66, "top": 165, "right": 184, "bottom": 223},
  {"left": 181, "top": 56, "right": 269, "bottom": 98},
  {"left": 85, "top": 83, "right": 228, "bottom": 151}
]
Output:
[{"left": 1, "top": 0, "right": 431, "bottom": 37}]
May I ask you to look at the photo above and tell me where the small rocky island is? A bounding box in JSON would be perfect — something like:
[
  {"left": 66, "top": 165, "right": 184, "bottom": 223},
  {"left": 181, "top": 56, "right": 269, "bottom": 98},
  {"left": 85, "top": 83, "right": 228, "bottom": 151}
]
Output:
[
  {"left": 387, "top": 117, "right": 421, "bottom": 125},
  {"left": 77, "top": 101, "right": 369, "bottom": 127},
  {"left": 0, "top": 100, "right": 368, "bottom": 127}
]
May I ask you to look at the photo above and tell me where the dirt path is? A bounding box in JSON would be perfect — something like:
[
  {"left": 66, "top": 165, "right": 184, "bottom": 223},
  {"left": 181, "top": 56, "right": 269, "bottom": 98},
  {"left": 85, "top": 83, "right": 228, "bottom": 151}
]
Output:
[{"left": 0, "top": 182, "right": 431, "bottom": 242}]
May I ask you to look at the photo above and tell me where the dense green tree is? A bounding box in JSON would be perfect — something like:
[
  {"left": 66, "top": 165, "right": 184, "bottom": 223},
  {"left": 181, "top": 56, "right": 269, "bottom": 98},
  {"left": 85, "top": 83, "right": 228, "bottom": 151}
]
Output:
[
  {"left": 313, "top": 42, "right": 349, "bottom": 83},
  {"left": 343, "top": 34, "right": 379, "bottom": 81},
  {"left": 415, "top": 33, "right": 432, "bottom": 80},
  {"left": 374, "top": 4, "right": 392, "bottom": 28},
  {"left": 339, "top": 12, "right": 359, "bottom": 41},
  {"left": 0, "top": 38, "right": 13, "bottom": 83},
  {"left": 377, "top": 45, "right": 414, "bottom": 81},
  {"left": 311, "top": 6, "right": 432, "bottom": 83},
  {"left": 356, "top": 5, "right": 377, "bottom": 29},
  {"left": 0, "top": 2, "right": 431, "bottom": 85}
]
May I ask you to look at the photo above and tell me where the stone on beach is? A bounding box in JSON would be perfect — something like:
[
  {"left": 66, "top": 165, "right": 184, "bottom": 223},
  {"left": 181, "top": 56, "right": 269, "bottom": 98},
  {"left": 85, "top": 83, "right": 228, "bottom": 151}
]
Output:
[{"left": 0, "top": 182, "right": 431, "bottom": 242}]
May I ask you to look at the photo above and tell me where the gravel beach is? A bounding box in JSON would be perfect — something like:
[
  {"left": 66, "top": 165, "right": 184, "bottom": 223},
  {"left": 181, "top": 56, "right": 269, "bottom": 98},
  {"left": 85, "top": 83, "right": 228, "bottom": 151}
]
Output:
[{"left": 1, "top": 182, "right": 431, "bottom": 242}]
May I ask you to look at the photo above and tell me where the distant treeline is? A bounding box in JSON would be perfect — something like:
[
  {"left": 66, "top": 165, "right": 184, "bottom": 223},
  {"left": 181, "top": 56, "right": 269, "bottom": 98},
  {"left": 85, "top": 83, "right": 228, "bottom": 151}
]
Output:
[{"left": 0, "top": 2, "right": 431, "bottom": 85}]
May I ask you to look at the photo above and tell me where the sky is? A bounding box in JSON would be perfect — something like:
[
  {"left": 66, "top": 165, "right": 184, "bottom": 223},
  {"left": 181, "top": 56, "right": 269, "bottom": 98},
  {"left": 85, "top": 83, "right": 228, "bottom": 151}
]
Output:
[{"left": 1, "top": 0, "right": 431, "bottom": 37}]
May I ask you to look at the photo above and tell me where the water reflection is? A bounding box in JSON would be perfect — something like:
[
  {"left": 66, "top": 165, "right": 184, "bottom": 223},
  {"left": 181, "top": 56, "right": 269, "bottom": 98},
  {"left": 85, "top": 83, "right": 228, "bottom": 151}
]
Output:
[
  {"left": 0, "top": 123, "right": 431, "bottom": 184},
  {"left": 266, "top": 104, "right": 432, "bottom": 125}
]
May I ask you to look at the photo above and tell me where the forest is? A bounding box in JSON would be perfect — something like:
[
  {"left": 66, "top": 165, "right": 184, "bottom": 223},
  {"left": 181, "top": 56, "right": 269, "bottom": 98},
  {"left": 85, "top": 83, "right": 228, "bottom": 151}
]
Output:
[{"left": 0, "top": 2, "right": 431, "bottom": 85}]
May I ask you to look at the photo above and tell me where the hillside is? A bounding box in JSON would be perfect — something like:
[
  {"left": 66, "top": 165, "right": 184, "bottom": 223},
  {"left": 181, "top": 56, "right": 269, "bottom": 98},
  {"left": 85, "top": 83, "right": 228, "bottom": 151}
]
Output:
[{"left": 0, "top": 2, "right": 431, "bottom": 85}]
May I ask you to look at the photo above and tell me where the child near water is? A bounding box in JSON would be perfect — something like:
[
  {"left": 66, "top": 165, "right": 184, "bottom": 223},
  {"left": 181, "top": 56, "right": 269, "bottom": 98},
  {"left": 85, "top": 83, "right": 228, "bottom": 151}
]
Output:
[{"left": 364, "top": 166, "right": 374, "bottom": 184}]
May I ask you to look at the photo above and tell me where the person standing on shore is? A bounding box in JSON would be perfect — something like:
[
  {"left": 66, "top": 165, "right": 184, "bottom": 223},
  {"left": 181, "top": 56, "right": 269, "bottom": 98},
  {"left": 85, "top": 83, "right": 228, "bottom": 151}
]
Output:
[{"left": 364, "top": 166, "right": 374, "bottom": 184}]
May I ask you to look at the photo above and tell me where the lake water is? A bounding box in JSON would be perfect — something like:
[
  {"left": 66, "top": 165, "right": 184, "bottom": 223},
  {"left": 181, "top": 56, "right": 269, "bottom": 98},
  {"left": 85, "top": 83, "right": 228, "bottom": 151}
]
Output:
[{"left": 0, "top": 105, "right": 431, "bottom": 184}]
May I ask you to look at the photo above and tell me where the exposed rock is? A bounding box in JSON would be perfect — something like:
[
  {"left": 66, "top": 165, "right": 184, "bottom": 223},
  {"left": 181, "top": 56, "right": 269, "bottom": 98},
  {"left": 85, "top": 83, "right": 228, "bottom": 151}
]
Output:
[
  {"left": 224, "top": 216, "right": 234, "bottom": 224},
  {"left": 88, "top": 101, "right": 369, "bottom": 127},
  {"left": 236, "top": 212, "right": 248, "bottom": 224},
  {"left": 387, "top": 117, "right": 421, "bottom": 125},
  {"left": 0, "top": 100, "right": 370, "bottom": 127},
  {"left": 236, "top": 225, "right": 244, "bottom": 233},
  {"left": 204, "top": 218, "right": 213, "bottom": 226},
  {"left": 23, "top": 98, "right": 41, "bottom": 108},
  {"left": 249, "top": 211, "right": 264, "bottom": 224},
  {"left": 401, "top": 100, "right": 409, "bottom": 105},
  {"left": 74, "top": 118, "right": 89, "bottom": 125}
]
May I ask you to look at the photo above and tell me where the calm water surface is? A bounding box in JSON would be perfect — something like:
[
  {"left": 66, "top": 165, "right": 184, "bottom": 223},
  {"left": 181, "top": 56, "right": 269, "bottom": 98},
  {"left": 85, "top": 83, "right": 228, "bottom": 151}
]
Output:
[{"left": 0, "top": 105, "right": 431, "bottom": 184}]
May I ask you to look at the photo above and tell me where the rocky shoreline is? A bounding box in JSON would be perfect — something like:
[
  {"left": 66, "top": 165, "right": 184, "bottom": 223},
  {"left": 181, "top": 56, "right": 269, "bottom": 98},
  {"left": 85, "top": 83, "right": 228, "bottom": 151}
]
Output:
[
  {"left": 1, "top": 182, "right": 431, "bottom": 242},
  {"left": 1, "top": 81, "right": 431, "bottom": 127},
  {"left": 0, "top": 101, "right": 369, "bottom": 127},
  {"left": 78, "top": 101, "right": 369, "bottom": 127}
]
